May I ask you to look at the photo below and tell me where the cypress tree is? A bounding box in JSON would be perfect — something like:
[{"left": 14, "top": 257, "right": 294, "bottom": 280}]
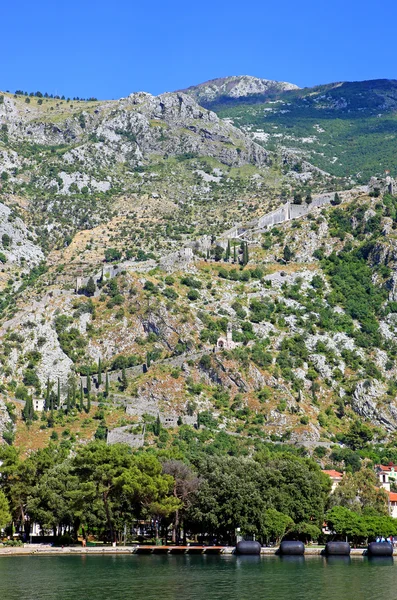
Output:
[
  {"left": 98, "top": 358, "right": 102, "bottom": 386},
  {"left": 49, "top": 392, "right": 54, "bottom": 426},
  {"left": 66, "top": 389, "right": 71, "bottom": 414},
  {"left": 233, "top": 244, "right": 237, "bottom": 263},
  {"left": 245, "top": 242, "right": 249, "bottom": 264},
  {"left": 105, "top": 372, "right": 109, "bottom": 398},
  {"left": 57, "top": 378, "right": 61, "bottom": 409},
  {"left": 87, "top": 374, "right": 91, "bottom": 395},
  {"left": 120, "top": 367, "right": 128, "bottom": 391},
  {"left": 283, "top": 245, "right": 293, "bottom": 263},
  {"left": 87, "top": 392, "right": 91, "bottom": 413},
  {"left": 85, "top": 276, "right": 96, "bottom": 297},
  {"left": 225, "top": 240, "right": 231, "bottom": 261},
  {"left": 45, "top": 377, "right": 50, "bottom": 411},
  {"left": 154, "top": 414, "right": 161, "bottom": 436},
  {"left": 146, "top": 352, "right": 151, "bottom": 369},
  {"left": 80, "top": 381, "right": 84, "bottom": 411},
  {"left": 71, "top": 379, "right": 76, "bottom": 408},
  {"left": 23, "top": 396, "right": 34, "bottom": 423}
]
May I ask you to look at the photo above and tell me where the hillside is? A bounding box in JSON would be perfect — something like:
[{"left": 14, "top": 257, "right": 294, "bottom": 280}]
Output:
[
  {"left": 191, "top": 78, "right": 397, "bottom": 183},
  {"left": 180, "top": 75, "right": 299, "bottom": 105},
  {"left": 0, "top": 87, "right": 397, "bottom": 468}
]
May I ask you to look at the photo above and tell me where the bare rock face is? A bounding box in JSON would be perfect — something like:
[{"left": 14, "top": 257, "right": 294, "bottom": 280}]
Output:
[
  {"left": 2, "top": 92, "right": 269, "bottom": 169},
  {"left": 0, "top": 397, "right": 13, "bottom": 444},
  {"left": 0, "top": 201, "right": 43, "bottom": 266},
  {"left": 180, "top": 75, "right": 299, "bottom": 106},
  {"left": 351, "top": 380, "right": 397, "bottom": 431}
]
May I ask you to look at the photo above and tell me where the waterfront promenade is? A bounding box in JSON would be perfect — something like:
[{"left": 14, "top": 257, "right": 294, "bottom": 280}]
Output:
[{"left": 0, "top": 545, "right": 392, "bottom": 556}]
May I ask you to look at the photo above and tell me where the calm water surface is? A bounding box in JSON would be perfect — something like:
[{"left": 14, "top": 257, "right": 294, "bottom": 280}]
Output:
[{"left": 0, "top": 554, "right": 396, "bottom": 600}]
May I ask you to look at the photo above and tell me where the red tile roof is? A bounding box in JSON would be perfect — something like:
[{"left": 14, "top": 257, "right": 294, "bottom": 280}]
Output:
[
  {"left": 389, "top": 492, "right": 397, "bottom": 502},
  {"left": 322, "top": 470, "right": 343, "bottom": 479},
  {"left": 376, "top": 464, "right": 397, "bottom": 472}
]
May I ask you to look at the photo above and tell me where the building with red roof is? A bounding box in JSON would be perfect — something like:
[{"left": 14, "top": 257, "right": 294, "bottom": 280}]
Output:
[
  {"left": 375, "top": 463, "right": 397, "bottom": 492},
  {"left": 322, "top": 469, "right": 343, "bottom": 492}
]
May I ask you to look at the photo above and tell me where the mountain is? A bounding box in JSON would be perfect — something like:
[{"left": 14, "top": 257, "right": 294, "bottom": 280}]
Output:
[
  {"left": 189, "top": 78, "right": 397, "bottom": 183},
  {"left": 179, "top": 75, "right": 299, "bottom": 106},
  {"left": 1, "top": 85, "right": 397, "bottom": 463}
]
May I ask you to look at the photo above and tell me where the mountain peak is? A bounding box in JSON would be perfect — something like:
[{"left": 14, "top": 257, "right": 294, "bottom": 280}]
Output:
[{"left": 179, "top": 75, "right": 299, "bottom": 106}]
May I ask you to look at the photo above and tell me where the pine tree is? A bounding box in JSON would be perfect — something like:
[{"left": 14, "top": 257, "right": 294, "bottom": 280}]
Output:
[
  {"left": 98, "top": 358, "right": 102, "bottom": 386},
  {"left": 105, "top": 372, "right": 109, "bottom": 398}
]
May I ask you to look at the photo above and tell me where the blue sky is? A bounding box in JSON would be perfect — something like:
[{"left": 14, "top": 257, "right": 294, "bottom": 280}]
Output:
[{"left": 2, "top": 0, "right": 396, "bottom": 99}]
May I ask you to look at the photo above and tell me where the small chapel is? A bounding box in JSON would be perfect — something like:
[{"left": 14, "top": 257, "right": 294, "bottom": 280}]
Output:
[{"left": 216, "top": 323, "right": 237, "bottom": 351}]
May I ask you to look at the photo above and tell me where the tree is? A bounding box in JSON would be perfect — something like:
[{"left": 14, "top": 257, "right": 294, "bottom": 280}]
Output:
[
  {"left": 2, "top": 233, "right": 11, "bottom": 247},
  {"left": 162, "top": 460, "right": 200, "bottom": 543},
  {"left": 344, "top": 421, "right": 373, "bottom": 450},
  {"left": 293, "top": 192, "right": 302, "bottom": 205},
  {"left": 22, "top": 396, "right": 35, "bottom": 423},
  {"left": 57, "top": 378, "right": 61, "bottom": 409},
  {"left": 214, "top": 246, "right": 224, "bottom": 262},
  {"left": 153, "top": 414, "right": 161, "bottom": 437},
  {"left": 45, "top": 378, "right": 51, "bottom": 411},
  {"left": 71, "top": 442, "right": 178, "bottom": 543},
  {"left": 98, "top": 358, "right": 102, "bottom": 386},
  {"left": 326, "top": 506, "right": 367, "bottom": 542},
  {"left": 79, "top": 381, "right": 84, "bottom": 411},
  {"left": 105, "top": 372, "right": 109, "bottom": 398},
  {"left": 104, "top": 248, "right": 121, "bottom": 262},
  {"left": 330, "top": 468, "right": 388, "bottom": 515},
  {"left": 0, "top": 490, "right": 11, "bottom": 529},
  {"left": 283, "top": 245, "right": 293, "bottom": 262},
  {"left": 260, "top": 508, "right": 294, "bottom": 544},
  {"left": 86, "top": 374, "right": 91, "bottom": 397},
  {"left": 225, "top": 240, "right": 231, "bottom": 261},
  {"left": 66, "top": 389, "right": 71, "bottom": 414},
  {"left": 332, "top": 192, "right": 341, "bottom": 206},
  {"left": 186, "top": 455, "right": 329, "bottom": 543},
  {"left": 146, "top": 352, "right": 151, "bottom": 369},
  {"left": 120, "top": 367, "right": 128, "bottom": 391},
  {"left": 85, "top": 277, "right": 96, "bottom": 297}
]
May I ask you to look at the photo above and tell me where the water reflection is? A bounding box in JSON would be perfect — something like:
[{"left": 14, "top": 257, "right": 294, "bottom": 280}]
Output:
[
  {"left": 0, "top": 553, "right": 397, "bottom": 600},
  {"left": 324, "top": 556, "right": 351, "bottom": 566},
  {"left": 367, "top": 556, "right": 394, "bottom": 567}
]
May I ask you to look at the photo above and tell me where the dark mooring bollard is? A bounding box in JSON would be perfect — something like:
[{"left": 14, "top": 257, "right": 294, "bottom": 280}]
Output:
[
  {"left": 235, "top": 540, "right": 261, "bottom": 555},
  {"left": 325, "top": 542, "right": 351, "bottom": 556},
  {"left": 279, "top": 541, "right": 305, "bottom": 555},
  {"left": 367, "top": 542, "right": 393, "bottom": 557}
]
